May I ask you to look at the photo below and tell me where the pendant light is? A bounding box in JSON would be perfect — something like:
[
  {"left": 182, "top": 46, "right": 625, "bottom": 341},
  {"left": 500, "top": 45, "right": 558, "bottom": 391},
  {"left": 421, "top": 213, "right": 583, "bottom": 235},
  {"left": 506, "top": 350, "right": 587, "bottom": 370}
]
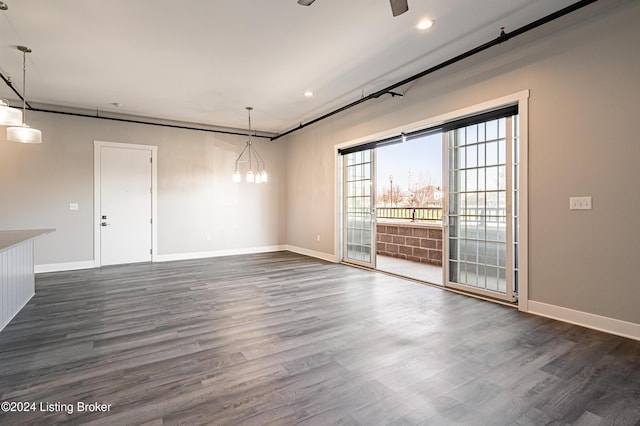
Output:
[
  {"left": 0, "top": 2, "right": 23, "bottom": 126},
  {"left": 0, "top": 98, "right": 22, "bottom": 126},
  {"left": 6, "top": 46, "right": 42, "bottom": 144},
  {"left": 232, "top": 107, "right": 268, "bottom": 183}
]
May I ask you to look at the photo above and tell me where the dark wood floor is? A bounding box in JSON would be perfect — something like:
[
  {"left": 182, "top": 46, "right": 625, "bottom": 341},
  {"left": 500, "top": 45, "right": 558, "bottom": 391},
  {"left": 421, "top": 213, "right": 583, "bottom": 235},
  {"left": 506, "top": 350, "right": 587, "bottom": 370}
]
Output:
[{"left": 0, "top": 251, "right": 639, "bottom": 425}]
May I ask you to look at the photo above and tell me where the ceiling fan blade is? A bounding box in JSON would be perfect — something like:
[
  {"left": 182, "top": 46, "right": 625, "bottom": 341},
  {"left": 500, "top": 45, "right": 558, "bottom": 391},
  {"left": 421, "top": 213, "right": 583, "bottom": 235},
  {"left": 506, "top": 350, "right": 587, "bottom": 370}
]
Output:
[
  {"left": 389, "top": 0, "right": 408, "bottom": 17},
  {"left": 297, "top": 0, "right": 316, "bottom": 5}
]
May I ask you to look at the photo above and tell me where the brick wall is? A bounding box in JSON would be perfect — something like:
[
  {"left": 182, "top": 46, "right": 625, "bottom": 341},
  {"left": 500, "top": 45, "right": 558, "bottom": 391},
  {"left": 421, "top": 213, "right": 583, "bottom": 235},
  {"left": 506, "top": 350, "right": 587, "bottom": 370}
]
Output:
[{"left": 376, "top": 223, "right": 442, "bottom": 266}]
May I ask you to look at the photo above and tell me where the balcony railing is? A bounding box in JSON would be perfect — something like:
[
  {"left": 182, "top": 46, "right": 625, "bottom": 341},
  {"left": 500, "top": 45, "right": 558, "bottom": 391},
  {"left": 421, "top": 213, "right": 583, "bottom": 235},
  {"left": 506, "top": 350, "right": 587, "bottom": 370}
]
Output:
[
  {"left": 376, "top": 207, "right": 507, "bottom": 223},
  {"left": 376, "top": 207, "right": 442, "bottom": 222}
]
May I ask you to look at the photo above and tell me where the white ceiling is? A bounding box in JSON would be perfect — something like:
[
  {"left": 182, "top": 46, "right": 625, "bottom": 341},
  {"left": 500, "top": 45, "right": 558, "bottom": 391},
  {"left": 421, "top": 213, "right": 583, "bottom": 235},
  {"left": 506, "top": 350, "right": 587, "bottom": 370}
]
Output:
[{"left": 0, "top": 0, "right": 579, "bottom": 134}]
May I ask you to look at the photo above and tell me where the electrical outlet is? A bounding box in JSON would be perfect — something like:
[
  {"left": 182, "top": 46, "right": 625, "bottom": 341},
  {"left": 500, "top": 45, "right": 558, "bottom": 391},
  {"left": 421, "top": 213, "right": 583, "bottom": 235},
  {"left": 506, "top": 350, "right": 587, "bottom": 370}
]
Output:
[
  {"left": 206, "top": 234, "right": 212, "bottom": 241},
  {"left": 569, "top": 196, "right": 592, "bottom": 210},
  {"left": 69, "top": 203, "right": 79, "bottom": 211}
]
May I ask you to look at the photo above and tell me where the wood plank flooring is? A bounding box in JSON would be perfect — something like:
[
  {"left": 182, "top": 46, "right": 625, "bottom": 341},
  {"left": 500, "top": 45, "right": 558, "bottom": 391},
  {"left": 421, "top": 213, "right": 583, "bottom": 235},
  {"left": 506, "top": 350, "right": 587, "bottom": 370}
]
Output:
[{"left": 0, "top": 251, "right": 639, "bottom": 425}]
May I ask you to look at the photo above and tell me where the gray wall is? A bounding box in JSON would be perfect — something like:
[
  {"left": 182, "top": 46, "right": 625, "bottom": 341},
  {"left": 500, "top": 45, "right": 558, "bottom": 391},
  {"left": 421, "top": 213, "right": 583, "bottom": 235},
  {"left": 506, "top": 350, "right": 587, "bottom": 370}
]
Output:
[
  {"left": 1, "top": 0, "right": 637, "bottom": 327},
  {"left": 0, "top": 113, "right": 286, "bottom": 264},
  {"left": 283, "top": 0, "right": 640, "bottom": 325}
]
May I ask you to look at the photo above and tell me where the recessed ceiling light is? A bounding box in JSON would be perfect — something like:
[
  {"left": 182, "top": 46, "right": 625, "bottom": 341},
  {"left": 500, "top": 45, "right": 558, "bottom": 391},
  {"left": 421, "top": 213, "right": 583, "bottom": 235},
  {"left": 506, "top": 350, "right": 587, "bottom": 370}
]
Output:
[
  {"left": 416, "top": 18, "right": 434, "bottom": 30},
  {"left": 304, "top": 91, "right": 314, "bottom": 97}
]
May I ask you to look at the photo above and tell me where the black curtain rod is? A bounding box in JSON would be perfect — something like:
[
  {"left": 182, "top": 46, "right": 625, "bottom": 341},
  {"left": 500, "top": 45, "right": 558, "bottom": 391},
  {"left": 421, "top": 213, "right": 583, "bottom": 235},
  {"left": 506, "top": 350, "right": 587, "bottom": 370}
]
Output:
[
  {"left": 270, "top": 0, "right": 599, "bottom": 141},
  {"left": 0, "top": 72, "right": 271, "bottom": 139}
]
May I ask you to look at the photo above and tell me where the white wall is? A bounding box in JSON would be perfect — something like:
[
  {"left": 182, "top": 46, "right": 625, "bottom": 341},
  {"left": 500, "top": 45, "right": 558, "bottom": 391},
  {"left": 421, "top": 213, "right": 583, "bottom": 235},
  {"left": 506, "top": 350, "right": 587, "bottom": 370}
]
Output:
[
  {"left": 0, "top": 113, "right": 286, "bottom": 266},
  {"left": 283, "top": 0, "right": 640, "bottom": 327}
]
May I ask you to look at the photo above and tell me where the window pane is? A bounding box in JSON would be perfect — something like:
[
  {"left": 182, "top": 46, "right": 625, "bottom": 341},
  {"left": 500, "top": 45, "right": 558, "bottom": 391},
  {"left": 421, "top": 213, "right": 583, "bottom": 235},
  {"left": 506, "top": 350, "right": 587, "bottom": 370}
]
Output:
[
  {"left": 486, "top": 120, "right": 498, "bottom": 140},
  {"left": 486, "top": 141, "right": 498, "bottom": 165},
  {"left": 466, "top": 144, "right": 477, "bottom": 168}
]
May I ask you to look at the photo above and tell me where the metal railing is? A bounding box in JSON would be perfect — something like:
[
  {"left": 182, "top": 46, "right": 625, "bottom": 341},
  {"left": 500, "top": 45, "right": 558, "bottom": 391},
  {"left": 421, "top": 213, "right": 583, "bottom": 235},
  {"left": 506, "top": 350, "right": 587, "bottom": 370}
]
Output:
[
  {"left": 376, "top": 207, "right": 443, "bottom": 222},
  {"left": 376, "top": 207, "right": 508, "bottom": 223}
]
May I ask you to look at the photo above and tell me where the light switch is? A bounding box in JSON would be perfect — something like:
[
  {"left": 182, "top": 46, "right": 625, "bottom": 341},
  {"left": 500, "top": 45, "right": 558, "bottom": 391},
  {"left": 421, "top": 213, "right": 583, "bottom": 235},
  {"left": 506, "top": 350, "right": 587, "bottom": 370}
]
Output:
[
  {"left": 569, "top": 196, "right": 592, "bottom": 210},
  {"left": 69, "top": 203, "right": 79, "bottom": 211}
]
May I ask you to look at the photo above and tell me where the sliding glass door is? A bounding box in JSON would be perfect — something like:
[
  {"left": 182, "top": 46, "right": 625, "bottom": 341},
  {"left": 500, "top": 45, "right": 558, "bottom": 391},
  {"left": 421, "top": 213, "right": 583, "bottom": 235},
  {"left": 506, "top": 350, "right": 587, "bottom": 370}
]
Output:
[
  {"left": 343, "top": 149, "right": 376, "bottom": 268},
  {"left": 444, "top": 115, "right": 518, "bottom": 302}
]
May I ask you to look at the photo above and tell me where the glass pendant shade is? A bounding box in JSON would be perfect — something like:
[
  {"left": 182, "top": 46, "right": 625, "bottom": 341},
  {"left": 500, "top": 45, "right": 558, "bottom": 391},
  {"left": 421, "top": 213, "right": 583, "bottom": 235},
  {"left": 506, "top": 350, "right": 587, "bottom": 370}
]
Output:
[
  {"left": 255, "top": 173, "right": 262, "bottom": 184},
  {"left": 260, "top": 171, "right": 268, "bottom": 183},
  {"left": 6, "top": 124, "right": 42, "bottom": 144},
  {"left": 0, "top": 100, "right": 22, "bottom": 126},
  {"left": 232, "top": 170, "right": 241, "bottom": 183},
  {"left": 246, "top": 170, "right": 255, "bottom": 183}
]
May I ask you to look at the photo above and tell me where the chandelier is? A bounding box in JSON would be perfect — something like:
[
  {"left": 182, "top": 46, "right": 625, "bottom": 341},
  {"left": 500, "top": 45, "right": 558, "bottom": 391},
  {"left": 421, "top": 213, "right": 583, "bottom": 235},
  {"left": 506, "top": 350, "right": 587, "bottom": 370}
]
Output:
[{"left": 232, "top": 107, "right": 267, "bottom": 183}]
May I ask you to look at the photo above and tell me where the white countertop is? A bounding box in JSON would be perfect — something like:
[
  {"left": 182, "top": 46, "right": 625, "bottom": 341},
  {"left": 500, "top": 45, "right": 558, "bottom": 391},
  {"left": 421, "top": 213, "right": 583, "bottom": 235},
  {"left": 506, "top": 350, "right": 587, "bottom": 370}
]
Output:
[{"left": 0, "top": 229, "right": 55, "bottom": 253}]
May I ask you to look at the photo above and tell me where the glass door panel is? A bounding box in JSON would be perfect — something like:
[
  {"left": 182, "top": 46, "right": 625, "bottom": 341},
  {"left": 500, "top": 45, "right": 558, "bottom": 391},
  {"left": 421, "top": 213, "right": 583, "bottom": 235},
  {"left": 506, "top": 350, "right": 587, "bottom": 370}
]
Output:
[
  {"left": 445, "top": 116, "right": 517, "bottom": 302},
  {"left": 343, "top": 150, "right": 376, "bottom": 268}
]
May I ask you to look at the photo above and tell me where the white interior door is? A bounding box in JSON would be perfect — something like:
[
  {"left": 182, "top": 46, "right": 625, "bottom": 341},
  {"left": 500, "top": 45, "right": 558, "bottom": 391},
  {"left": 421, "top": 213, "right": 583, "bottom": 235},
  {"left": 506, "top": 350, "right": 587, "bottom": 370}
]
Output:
[{"left": 99, "top": 145, "right": 153, "bottom": 266}]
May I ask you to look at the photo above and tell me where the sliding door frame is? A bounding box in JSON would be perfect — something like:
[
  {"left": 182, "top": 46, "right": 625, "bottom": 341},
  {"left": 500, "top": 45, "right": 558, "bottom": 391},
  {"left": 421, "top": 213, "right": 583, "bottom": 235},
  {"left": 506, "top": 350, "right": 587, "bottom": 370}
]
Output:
[{"left": 334, "top": 90, "right": 529, "bottom": 311}]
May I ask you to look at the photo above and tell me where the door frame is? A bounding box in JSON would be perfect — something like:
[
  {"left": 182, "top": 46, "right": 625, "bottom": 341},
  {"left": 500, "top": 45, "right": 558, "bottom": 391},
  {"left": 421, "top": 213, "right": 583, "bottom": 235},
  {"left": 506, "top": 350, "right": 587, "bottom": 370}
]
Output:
[
  {"left": 334, "top": 90, "right": 529, "bottom": 311},
  {"left": 93, "top": 141, "right": 158, "bottom": 267}
]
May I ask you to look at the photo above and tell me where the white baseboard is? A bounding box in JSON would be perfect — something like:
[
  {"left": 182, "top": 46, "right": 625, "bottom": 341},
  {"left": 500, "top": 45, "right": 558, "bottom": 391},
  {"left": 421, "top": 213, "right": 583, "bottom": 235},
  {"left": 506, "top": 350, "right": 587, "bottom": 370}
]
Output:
[
  {"left": 35, "top": 261, "right": 97, "bottom": 274},
  {"left": 527, "top": 300, "right": 640, "bottom": 342},
  {"left": 155, "top": 245, "right": 286, "bottom": 262},
  {"left": 285, "top": 245, "right": 338, "bottom": 263}
]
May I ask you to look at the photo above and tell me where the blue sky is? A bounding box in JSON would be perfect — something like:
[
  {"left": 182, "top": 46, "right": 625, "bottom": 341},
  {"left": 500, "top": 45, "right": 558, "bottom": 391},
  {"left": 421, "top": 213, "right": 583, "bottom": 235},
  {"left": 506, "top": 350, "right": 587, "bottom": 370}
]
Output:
[{"left": 376, "top": 132, "right": 442, "bottom": 193}]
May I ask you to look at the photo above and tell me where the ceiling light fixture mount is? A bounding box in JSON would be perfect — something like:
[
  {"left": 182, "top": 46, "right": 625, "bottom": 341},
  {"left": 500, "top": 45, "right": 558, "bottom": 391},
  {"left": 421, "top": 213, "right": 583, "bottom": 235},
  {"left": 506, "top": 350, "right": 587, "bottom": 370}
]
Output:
[
  {"left": 0, "top": 2, "right": 8, "bottom": 11},
  {"left": 6, "top": 45, "right": 42, "bottom": 144},
  {"left": 232, "top": 107, "right": 268, "bottom": 184}
]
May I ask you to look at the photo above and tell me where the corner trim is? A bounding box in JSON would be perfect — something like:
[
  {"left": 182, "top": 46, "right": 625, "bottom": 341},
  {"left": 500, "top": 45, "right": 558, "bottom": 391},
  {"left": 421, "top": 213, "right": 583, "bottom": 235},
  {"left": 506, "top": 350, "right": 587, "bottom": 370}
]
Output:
[
  {"left": 527, "top": 300, "right": 640, "bottom": 342},
  {"left": 285, "top": 245, "right": 338, "bottom": 263}
]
